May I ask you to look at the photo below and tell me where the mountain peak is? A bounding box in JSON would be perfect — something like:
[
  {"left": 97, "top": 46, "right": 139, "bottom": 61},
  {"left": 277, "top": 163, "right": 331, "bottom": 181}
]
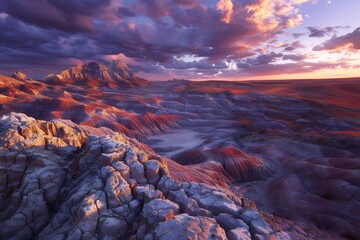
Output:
[
  {"left": 109, "top": 59, "right": 128, "bottom": 68},
  {"left": 11, "top": 71, "right": 28, "bottom": 81},
  {"left": 84, "top": 61, "right": 102, "bottom": 69},
  {"left": 108, "top": 60, "right": 134, "bottom": 80},
  {"left": 43, "top": 60, "right": 146, "bottom": 88},
  {"left": 80, "top": 61, "right": 110, "bottom": 79}
]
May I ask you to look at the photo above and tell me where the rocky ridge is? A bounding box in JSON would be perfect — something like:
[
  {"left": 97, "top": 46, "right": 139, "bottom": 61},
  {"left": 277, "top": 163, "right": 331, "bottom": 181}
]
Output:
[
  {"left": 0, "top": 113, "right": 281, "bottom": 240},
  {"left": 10, "top": 72, "right": 28, "bottom": 81},
  {"left": 43, "top": 60, "right": 147, "bottom": 87}
]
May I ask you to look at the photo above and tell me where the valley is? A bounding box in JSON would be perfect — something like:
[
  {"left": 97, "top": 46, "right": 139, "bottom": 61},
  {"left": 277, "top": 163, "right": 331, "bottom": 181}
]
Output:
[{"left": 0, "top": 62, "right": 359, "bottom": 239}]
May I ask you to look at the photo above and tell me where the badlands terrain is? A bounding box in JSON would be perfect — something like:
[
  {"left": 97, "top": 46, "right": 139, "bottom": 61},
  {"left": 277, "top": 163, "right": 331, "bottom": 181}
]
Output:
[{"left": 0, "top": 61, "right": 359, "bottom": 239}]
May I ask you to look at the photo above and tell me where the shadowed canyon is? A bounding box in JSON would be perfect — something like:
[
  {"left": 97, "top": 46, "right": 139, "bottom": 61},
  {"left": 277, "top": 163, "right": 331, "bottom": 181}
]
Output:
[{"left": 0, "top": 61, "right": 360, "bottom": 240}]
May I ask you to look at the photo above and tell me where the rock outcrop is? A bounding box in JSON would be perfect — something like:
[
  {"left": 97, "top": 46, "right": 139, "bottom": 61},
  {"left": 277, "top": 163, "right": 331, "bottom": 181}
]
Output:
[
  {"left": 109, "top": 60, "right": 136, "bottom": 81},
  {"left": 43, "top": 60, "right": 147, "bottom": 88},
  {"left": 0, "top": 113, "right": 278, "bottom": 239},
  {"left": 173, "top": 147, "right": 271, "bottom": 183},
  {"left": 10, "top": 72, "right": 28, "bottom": 81}
]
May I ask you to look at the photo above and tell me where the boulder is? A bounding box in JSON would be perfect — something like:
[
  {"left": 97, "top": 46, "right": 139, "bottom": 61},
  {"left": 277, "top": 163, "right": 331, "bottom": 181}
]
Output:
[{"left": 154, "top": 214, "right": 227, "bottom": 240}]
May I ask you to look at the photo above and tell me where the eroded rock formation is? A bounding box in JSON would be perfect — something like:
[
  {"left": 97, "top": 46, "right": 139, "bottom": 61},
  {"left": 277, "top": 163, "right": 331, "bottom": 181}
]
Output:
[
  {"left": 43, "top": 60, "right": 147, "bottom": 88},
  {"left": 0, "top": 113, "right": 279, "bottom": 239},
  {"left": 1, "top": 73, "right": 359, "bottom": 239}
]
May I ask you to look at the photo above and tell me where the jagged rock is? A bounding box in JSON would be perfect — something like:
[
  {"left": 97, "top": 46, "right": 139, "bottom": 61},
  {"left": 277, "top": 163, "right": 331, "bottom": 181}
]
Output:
[
  {"left": 227, "top": 227, "right": 252, "bottom": 240},
  {"left": 97, "top": 216, "right": 128, "bottom": 239},
  {"left": 108, "top": 60, "right": 135, "bottom": 80},
  {"left": 99, "top": 149, "right": 126, "bottom": 166},
  {"left": 129, "top": 199, "right": 141, "bottom": 213},
  {"left": 141, "top": 199, "right": 179, "bottom": 226},
  {"left": 11, "top": 71, "right": 27, "bottom": 81},
  {"left": 215, "top": 213, "right": 249, "bottom": 232},
  {"left": 154, "top": 214, "right": 227, "bottom": 240},
  {"left": 43, "top": 61, "right": 147, "bottom": 87},
  {"left": 240, "top": 209, "right": 262, "bottom": 224},
  {"left": 191, "top": 190, "right": 242, "bottom": 217},
  {"left": 0, "top": 113, "right": 277, "bottom": 239},
  {"left": 134, "top": 185, "right": 164, "bottom": 203},
  {"left": 137, "top": 199, "right": 179, "bottom": 239},
  {"left": 112, "top": 161, "right": 131, "bottom": 179},
  {"left": 129, "top": 161, "right": 147, "bottom": 185},
  {"left": 105, "top": 171, "right": 133, "bottom": 208},
  {"left": 250, "top": 219, "right": 275, "bottom": 236},
  {"left": 253, "top": 234, "right": 269, "bottom": 240},
  {"left": 145, "top": 160, "right": 161, "bottom": 184},
  {"left": 0, "top": 112, "right": 105, "bottom": 150},
  {"left": 168, "top": 188, "right": 212, "bottom": 217}
]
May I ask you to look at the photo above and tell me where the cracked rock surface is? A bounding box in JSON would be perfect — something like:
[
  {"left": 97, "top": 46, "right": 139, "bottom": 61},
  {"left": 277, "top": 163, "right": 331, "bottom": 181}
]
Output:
[{"left": 0, "top": 113, "right": 327, "bottom": 239}]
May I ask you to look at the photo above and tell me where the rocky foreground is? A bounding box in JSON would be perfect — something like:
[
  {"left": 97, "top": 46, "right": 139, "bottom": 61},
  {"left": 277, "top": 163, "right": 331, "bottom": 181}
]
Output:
[
  {"left": 0, "top": 113, "right": 342, "bottom": 240},
  {"left": 0, "top": 113, "right": 276, "bottom": 239}
]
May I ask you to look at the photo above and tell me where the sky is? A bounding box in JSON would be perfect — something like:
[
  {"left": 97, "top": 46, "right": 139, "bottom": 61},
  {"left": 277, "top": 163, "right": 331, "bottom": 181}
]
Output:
[{"left": 0, "top": 0, "right": 359, "bottom": 81}]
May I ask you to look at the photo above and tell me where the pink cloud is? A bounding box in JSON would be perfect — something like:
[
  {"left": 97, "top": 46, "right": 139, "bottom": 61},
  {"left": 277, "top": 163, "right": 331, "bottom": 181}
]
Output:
[
  {"left": 314, "top": 27, "right": 360, "bottom": 52},
  {"left": 216, "top": 0, "right": 233, "bottom": 24},
  {"left": 245, "top": 0, "right": 310, "bottom": 32}
]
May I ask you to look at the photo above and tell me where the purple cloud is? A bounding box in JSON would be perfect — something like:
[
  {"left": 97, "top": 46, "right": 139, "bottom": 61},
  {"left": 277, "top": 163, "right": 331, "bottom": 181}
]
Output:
[
  {"left": 307, "top": 26, "right": 336, "bottom": 38},
  {"left": 314, "top": 27, "right": 360, "bottom": 51},
  {"left": 0, "top": 0, "right": 113, "bottom": 32},
  {"left": 283, "top": 41, "right": 305, "bottom": 51},
  {"left": 0, "top": 0, "right": 354, "bottom": 80}
]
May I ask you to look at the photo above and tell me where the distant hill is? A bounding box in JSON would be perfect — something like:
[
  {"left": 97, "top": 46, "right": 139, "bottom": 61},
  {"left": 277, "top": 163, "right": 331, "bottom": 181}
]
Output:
[{"left": 43, "top": 60, "right": 148, "bottom": 88}]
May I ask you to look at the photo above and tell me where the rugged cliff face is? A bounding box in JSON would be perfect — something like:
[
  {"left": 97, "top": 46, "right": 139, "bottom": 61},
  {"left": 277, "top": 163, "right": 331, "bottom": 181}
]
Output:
[{"left": 0, "top": 113, "right": 281, "bottom": 240}]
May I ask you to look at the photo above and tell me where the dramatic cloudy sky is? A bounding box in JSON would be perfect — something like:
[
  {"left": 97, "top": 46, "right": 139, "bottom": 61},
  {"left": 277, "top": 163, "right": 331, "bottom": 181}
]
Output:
[{"left": 0, "top": 0, "right": 359, "bottom": 80}]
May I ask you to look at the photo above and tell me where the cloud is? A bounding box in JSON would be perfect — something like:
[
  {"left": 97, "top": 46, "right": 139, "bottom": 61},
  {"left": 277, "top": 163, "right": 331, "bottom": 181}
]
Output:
[
  {"left": 117, "top": 7, "right": 136, "bottom": 18},
  {"left": 314, "top": 27, "right": 360, "bottom": 51},
  {"left": 232, "top": 53, "right": 349, "bottom": 77},
  {"left": 0, "top": 0, "right": 328, "bottom": 79},
  {"left": 307, "top": 26, "right": 338, "bottom": 38},
  {"left": 0, "top": 0, "right": 113, "bottom": 33},
  {"left": 238, "top": 52, "right": 284, "bottom": 67},
  {"left": 283, "top": 40, "right": 305, "bottom": 51},
  {"left": 292, "top": 32, "right": 306, "bottom": 38},
  {"left": 245, "top": 0, "right": 311, "bottom": 32},
  {"left": 216, "top": 0, "right": 233, "bottom": 24},
  {"left": 282, "top": 54, "right": 307, "bottom": 61},
  {"left": 240, "top": 61, "right": 349, "bottom": 77},
  {"left": 174, "top": 0, "right": 196, "bottom": 8}
]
